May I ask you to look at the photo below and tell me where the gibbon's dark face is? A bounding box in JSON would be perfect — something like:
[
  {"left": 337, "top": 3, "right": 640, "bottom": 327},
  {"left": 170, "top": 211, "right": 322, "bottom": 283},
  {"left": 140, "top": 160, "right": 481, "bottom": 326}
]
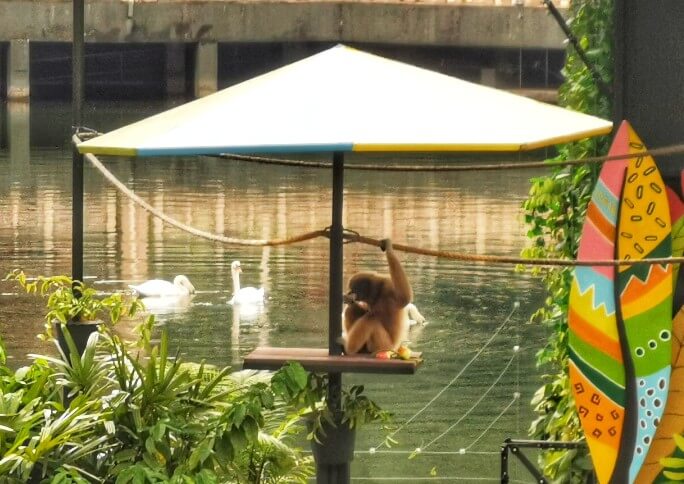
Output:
[{"left": 347, "top": 272, "right": 384, "bottom": 306}]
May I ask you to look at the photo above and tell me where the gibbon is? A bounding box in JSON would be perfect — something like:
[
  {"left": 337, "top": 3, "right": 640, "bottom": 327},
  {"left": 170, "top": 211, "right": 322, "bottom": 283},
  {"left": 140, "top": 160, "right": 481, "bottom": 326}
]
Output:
[{"left": 342, "top": 239, "right": 413, "bottom": 354}]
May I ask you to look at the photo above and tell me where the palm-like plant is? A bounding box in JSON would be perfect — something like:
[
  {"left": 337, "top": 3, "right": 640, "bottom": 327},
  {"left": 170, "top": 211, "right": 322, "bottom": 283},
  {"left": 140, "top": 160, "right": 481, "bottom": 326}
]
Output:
[
  {"left": 0, "top": 339, "right": 112, "bottom": 481},
  {"left": 36, "top": 331, "right": 115, "bottom": 400}
]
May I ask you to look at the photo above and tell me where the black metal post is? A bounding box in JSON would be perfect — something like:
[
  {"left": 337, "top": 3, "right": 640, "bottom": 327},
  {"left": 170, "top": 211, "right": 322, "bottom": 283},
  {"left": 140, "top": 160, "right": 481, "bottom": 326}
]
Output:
[
  {"left": 318, "top": 151, "right": 349, "bottom": 484},
  {"left": 328, "top": 151, "right": 344, "bottom": 359},
  {"left": 612, "top": 0, "right": 625, "bottom": 126},
  {"left": 542, "top": 0, "right": 611, "bottom": 98},
  {"left": 72, "top": 0, "right": 84, "bottom": 287},
  {"left": 500, "top": 443, "right": 510, "bottom": 484},
  {"left": 327, "top": 150, "right": 344, "bottom": 415},
  {"left": 501, "top": 439, "right": 596, "bottom": 483}
]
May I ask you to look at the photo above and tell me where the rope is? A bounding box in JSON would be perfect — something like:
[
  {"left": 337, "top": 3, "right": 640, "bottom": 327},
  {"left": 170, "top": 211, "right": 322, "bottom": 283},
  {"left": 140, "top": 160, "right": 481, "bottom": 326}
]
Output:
[
  {"left": 346, "top": 233, "right": 684, "bottom": 267},
  {"left": 375, "top": 303, "right": 519, "bottom": 450},
  {"left": 214, "top": 141, "right": 684, "bottom": 172},
  {"left": 422, "top": 354, "right": 518, "bottom": 451},
  {"left": 78, "top": 137, "right": 684, "bottom": 267},
  {"left": 464, "top": 394, "right": 519, "bottom": 452}
]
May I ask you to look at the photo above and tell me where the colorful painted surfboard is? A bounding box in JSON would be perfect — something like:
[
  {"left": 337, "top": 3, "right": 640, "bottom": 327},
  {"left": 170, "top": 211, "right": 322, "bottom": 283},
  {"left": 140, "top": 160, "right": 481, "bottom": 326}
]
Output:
[
  {"left": 616, "top": 124, "right": 673, "bottom": 482},
  {"left": 568, "top": 121, "right": 630, "bottom": 484}
]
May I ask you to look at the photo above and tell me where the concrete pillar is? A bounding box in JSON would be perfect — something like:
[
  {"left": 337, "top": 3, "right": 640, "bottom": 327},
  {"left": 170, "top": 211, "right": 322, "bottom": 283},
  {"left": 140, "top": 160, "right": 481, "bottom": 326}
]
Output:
[
  {"left": 194, "top": 41, "right": 218, "bottom": 98},
  {"left": 165, "top": 43, "right": 186, "bottom": 98},
  {"left": 7, "top": 39, "right": 30, "bottom": 101}
]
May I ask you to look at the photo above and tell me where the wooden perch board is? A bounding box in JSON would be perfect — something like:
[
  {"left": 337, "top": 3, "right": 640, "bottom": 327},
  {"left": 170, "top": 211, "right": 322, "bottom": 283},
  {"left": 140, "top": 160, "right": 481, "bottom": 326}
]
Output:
[{"left": 243, "top": 347, "right": 422, "bottom": 374}]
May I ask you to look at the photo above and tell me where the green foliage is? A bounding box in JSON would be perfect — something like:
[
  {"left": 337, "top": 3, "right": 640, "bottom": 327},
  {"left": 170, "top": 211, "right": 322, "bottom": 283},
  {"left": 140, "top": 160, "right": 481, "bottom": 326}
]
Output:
[
  {"left": 4, "top": 269, "right": 144, "bottom": 339},
  {"left": 0, "top": 274, "right": 316, "bottom": 483},
  {"left": 272, "top": 367, "right": 391, "bottom": 444},
  {"left": 0, "top": 326, "right": 315, "bottom": 483},
  {"left": 521, "top": 1, "right": 614, "bottom": 482},
  {"left": 93, "top": 330, "right": 314, "bottom": 483},
  {"left": 661, "top": 435, "right": 684, "bottom": 481},
  {"left": 0, "top": 334, "right": 108, "bottom": 481}
]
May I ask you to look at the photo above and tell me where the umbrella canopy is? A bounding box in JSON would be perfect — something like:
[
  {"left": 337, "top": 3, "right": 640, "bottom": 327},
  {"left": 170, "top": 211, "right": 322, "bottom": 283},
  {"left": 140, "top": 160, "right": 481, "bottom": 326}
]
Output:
[{"left": 78, "top": 45, "right": 612, "bottom": 157}]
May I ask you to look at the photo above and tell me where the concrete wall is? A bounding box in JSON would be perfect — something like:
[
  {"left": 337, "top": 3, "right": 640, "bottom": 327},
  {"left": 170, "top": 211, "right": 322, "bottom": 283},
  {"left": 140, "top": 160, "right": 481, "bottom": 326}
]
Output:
[{"left": 0, "top": 0, "right": 566, "bottom": 49}]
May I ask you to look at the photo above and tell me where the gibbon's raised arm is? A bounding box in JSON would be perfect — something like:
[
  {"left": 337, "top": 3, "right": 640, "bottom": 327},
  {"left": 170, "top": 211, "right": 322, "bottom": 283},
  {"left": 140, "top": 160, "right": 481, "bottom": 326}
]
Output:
[{"left": 381, "top": 239, "right": 412, "bottom": 308}]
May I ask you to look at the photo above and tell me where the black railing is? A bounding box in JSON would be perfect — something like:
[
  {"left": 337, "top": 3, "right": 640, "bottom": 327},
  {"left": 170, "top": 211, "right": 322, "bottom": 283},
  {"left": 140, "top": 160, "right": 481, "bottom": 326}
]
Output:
[{"left": 500, "top": 439, "right": 595, "bottom": 484}]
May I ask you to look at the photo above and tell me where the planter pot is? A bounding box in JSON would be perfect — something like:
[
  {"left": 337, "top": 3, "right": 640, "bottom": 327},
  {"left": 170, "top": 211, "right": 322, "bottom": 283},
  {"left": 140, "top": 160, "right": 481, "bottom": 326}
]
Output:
[
  {"left": 308, "top": 417, "right": 356, "bottom": 465},
  {"left": 54, "top": 319, "right": 103, "bottom": 359}
]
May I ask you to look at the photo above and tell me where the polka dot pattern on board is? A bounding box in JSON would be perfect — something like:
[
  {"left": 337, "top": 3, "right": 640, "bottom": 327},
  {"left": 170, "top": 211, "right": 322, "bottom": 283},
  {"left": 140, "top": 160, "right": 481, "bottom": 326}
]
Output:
[{"left": 629, "top": 367, "right": 671, "bottom": 481}]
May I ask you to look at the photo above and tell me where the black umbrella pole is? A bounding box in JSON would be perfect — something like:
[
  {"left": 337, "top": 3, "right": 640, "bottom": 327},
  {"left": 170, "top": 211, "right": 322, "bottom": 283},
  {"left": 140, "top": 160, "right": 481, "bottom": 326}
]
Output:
[
  {"left": 72, "top": 147, "right": 84, "bottom": 289},
  {"left": 318, "top": 151, "right": 351, "bottom": 484},
  {"left": 71, "top": 0, "right": 85, "bottom": 290}
]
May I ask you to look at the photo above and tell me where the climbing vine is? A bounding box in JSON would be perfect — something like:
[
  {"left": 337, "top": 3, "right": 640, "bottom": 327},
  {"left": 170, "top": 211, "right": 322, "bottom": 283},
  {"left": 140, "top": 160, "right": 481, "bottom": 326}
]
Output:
[{"left": 521, "top": 1, "right": 613, "bottom": 482}]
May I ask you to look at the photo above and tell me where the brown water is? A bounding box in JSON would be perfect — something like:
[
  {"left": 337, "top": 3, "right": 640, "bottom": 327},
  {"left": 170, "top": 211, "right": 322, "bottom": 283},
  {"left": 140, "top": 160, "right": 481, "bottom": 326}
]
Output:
[{"left": 0, "top": 100, "right": 550, "bottom": 482}]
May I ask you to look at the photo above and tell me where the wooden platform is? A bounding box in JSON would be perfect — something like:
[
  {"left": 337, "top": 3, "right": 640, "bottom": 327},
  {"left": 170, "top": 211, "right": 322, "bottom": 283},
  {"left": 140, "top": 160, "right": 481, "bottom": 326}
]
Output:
[{"left": 243, "top": 347, "right": 422, "bottom": 374}]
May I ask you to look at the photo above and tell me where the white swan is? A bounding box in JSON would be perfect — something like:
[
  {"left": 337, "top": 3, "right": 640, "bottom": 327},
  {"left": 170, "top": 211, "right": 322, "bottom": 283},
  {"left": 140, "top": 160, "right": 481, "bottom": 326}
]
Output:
[
  {"left": 228, "top": 261, "right": 265, "bottom": 305},
  {"left": 129, "top": 275, "right": 196, "bottom": 298},
  {"left": 407, "top": 303, "right": 427, "bottom": 325}
]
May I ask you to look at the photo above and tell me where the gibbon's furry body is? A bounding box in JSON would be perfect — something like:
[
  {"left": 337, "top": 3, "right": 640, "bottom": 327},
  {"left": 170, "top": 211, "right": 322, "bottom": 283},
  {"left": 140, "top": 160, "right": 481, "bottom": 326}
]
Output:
[{"left": 342, "top": 239, "right": 412, "bottom": 354}]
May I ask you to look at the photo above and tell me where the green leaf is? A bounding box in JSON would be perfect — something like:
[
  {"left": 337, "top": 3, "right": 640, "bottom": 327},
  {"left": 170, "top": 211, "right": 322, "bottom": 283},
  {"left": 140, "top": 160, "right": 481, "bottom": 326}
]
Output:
[
  {"left": 663, "top": 470, "right": 684, "bottom": 481},
  {"left": 662, "top": 457, "right": 684, "bottom": 469}
]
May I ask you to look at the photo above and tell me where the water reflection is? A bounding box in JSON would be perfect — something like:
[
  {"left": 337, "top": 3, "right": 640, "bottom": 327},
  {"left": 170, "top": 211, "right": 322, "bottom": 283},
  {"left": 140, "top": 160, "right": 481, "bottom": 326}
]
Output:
[
  {"left": 7, "top": 103, "right": 30, "bottom": 167},
  {"left": 139, "top": 295, "right": 194, "bottom": 315},
  {"left": 0, "top": 162, "right": 530, "bottom": 298}
]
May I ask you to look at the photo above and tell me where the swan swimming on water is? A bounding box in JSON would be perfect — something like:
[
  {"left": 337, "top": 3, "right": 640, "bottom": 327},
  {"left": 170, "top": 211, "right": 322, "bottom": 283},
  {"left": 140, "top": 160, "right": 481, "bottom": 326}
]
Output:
[
  {"left": 129, "top": 275, "right": 196, "bottom": 298},
  {"left": 407, "top": 303, "right": 426, "bottom": 325},
  {"left": 228, "top": 261, "right": 265, "bottom": 305}
]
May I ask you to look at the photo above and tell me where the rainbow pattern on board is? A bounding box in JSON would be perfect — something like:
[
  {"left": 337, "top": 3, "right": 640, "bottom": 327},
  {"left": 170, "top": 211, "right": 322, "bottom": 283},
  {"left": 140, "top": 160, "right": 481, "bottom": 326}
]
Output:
[
  {"left": 569, "top": 121, "right": 676, "bottom": 484},
  {"left": 616, "top": 127, "right": 673, "bottom": 482},
  {"left": 569, "top": 121, "right": 630, "bottom": 484}
]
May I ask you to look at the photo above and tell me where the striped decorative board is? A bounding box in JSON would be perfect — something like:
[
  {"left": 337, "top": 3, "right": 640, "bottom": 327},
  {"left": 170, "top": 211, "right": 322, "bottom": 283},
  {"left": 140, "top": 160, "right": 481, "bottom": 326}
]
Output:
[
  {"left": 615, "top": 124, "right": 673, "bottom": 483},
  {"left": 569, "top": 121, "right": 676, "bottom": 483},
  {"left": 569, "top": 121, "right": 630, "bottom": 484}
]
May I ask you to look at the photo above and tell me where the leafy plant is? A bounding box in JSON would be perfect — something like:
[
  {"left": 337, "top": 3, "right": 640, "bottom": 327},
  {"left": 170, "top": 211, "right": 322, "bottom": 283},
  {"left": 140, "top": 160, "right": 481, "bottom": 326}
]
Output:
[
  {"left": 0, "top": 333, "right": 111, "bottom": 481},
  {"left": 272, "top": 368, "right": 391, "bottom": 444},
  {"left": 0, "top": 271, "right": 316, "bottom": 483},
  {"left": 4, "top": 269, "right": 143, "bottom": 339},
  {"left": 520, "top": 0, "right": 613, "bottom": 482},
  {"left": 224, "top": 371, "right": 314, "bottom": 483}
]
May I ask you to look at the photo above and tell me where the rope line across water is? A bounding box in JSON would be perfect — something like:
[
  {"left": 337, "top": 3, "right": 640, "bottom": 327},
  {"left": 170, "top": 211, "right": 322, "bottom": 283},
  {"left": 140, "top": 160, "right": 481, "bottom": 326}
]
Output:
[
  {"left": 215, "top": 141, "right": 684, "bottom": 172},
  {"left": 464, "top": 395, "right": 519, "bottom": 452},
  {"left": 375, "top": 303, "right": 519, "bottom": 450},
  {"left": 422, "top": 354, "right": 518, "bottom": 451},
  {"left": 78, "top": 136, "right": 684, "bottom": 267}
]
